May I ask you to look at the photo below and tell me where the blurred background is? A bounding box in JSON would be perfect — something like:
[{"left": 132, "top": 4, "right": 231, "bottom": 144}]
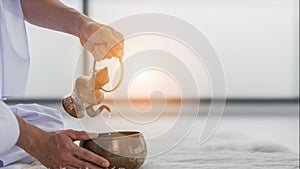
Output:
[
  {"left": 6, "top": 0, "right": 299, "bottom": 155},
  {"left": 23, "top": 0, "right": 299, "bottom": 100}
]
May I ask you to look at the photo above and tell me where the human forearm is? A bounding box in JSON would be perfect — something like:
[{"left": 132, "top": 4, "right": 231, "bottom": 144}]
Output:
[
  {"left": 21, "top": 0, "right": 124, "bottom": 62},
  {"left": 15, "top": 114, "right": 46, "bottom": 155},
  {"left": 20, "top": 0, "right": 91, "bottom": 37}
]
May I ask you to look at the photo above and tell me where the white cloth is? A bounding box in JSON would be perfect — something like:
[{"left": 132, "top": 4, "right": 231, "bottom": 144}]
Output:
[
  {"left": 0, "top": 104, "right": 64, "bottom": 167},
  {"left": 0, "top": 102, "right": 20, "bottom": 157},
  {"left": 0, "top": 0, "right": 30, "bottom": 99},
  {"left": 0, "top": 0, "right": 65, "bottom": 167},
  {"left": 0, "top": 0, "right": 30, "bottom": 158}
]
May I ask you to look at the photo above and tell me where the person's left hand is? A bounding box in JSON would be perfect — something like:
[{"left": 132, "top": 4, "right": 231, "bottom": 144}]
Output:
[
  {"left": 79, "top": 21, "right": 124, "bottom": 61},
  {"left": 32, "top": 130, "right": 109, "bottom": 169}
]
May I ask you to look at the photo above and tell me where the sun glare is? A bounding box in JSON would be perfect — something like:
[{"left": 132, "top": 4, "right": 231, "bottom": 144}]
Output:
[{"left": 127, "top": 69, "right": 181, "bottom": 99}]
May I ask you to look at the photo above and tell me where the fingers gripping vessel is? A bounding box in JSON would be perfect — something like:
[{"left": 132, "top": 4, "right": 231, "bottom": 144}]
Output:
[{"left": 62, "top": 58, "right": 124, "bottom": 118}]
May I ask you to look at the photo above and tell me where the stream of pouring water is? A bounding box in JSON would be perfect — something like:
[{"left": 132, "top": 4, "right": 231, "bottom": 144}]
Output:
[
  {"left": 108, "top": 112, "right": 112, "bottom": 136},
  {"left": 92, "top": 57, "right": 124, "bottom": 135}
]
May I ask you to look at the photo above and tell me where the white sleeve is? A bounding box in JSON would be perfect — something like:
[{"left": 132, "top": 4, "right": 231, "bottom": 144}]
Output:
[{"left": 0, "top": 101, "right": 20, "bottom": 156}]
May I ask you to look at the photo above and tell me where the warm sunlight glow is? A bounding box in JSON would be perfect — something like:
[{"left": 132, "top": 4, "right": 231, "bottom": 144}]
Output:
[
  {"left": 99, "top": 34, "right": 212, "bottom": 99},
  {"left": 127, "top": 69, "right": 181, "bottom": 99}
]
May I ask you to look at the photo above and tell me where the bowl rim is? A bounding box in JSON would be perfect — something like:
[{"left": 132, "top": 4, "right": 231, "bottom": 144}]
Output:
[{"left": 92, "top": 131, "right": 144, "bottom": 140}]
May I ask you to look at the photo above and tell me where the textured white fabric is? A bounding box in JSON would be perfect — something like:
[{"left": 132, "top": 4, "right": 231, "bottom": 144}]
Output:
[
  {"left": 0, "top": 0, "right": 30, "bottom": 164},
  {"left": 0, "top": 0, "right": 65, "bottom": 167},
  {"left": 0, "top": 101, "right": 20, "bottom": 158},
  {"left": 0, "top": 104, "right": 64, "bottom": 167},
  {"left": 0, "top": 0, "right": 30, "bottom": 99},
  {"left": 142, "top": 133, "right": 299, "bottom": 169}
]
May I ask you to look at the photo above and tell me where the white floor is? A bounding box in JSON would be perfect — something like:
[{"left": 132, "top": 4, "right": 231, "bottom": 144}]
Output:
[
  {"left": 216, "top": 116, "right": 299, "bottom": 154},
  {"left": 64, "top": 115, "right": 299, "bottom": 154},
  {"left": 63, "top": 113, "right": 299, "bottom": 169},
  {"left": 61, "top": 102, "right": 299, "bottom": 155}
]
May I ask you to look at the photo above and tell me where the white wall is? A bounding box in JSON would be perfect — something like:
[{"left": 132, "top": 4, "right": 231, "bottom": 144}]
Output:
[
  {"left": 89, "top": 0, "right": 299, "bottom": 99},
  {"left": 24, "top": 0, "right": 299, "bottom": 99}
]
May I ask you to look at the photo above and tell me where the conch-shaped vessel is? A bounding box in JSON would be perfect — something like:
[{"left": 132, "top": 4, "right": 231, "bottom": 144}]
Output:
[{"left": 62, "top": 58, "right": 123, "bottom": 118}]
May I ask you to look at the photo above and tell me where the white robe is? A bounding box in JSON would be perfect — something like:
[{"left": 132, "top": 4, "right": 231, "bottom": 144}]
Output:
[{"left": 0, "top": 0, "right": 64, "bottom": 166}]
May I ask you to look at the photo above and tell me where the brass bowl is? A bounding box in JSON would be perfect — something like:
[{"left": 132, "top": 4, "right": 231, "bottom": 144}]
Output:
[{"left": 80, "top": 131, "right": 147, "bottom": 169}]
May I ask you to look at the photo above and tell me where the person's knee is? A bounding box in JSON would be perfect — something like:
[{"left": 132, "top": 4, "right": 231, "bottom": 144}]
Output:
[{"left": 10, "top": 103, "right": 65, "bottom": 131}]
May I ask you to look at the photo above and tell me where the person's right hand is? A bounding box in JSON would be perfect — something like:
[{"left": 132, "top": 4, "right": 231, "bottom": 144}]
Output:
[
  {"left": 79, "top": 21, "right": 124, "bottom": 61},
  {"left": 33, "top": 129, "right": 109, "bottom": 169}
]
